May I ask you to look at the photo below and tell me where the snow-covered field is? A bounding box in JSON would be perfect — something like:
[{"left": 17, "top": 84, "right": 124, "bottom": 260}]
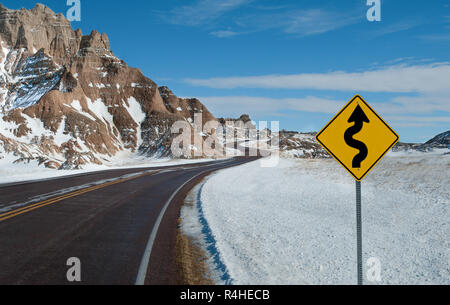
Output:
[{"left": 181, "top": 151, "right": 450, "bottom": 285}]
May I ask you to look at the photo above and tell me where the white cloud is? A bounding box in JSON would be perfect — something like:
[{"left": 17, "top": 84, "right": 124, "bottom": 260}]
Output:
[
  {"left": 189, "top": 63, "right": 450, "bottom": 128},
  {"left": 283, "top": 9, "right": 360, "bottom": 36},
  {"left": 198, "top": 96, "right": 343, "bottom": 117},
  {"left": 160, "top": 3, "right": 360, "bottom": 38},
  {"left": 384, "top": 95, "right": 450, "bottom": 114},
  {"left": 385, "top": 116, "right": 450, "bottom": 123},
  {"left": 233, "top": 9, "right": 360, "bottom": 37},
  {"left": 389, "top": 122, "right": 437, "bottom": 128},
  {"left": 372, "top": 21, "right": 421, "bottom": 36},
  {"left": 162, "top": 0, "right": 251, "bottom": 26},
  {"left": 185, "top": 63, "right": 450, "bottom": 93},
  {"left": 386, "top": 115, "right": 450, "bottom": 127},
  {"left": 210, "top": 30, "right": 240, "bottom": 38},
  {"left": 418, "top": 34, "right": 450, "bottom": 41},
  {"left": 198, "top": 95, "right": 450, "bottom": 121}
]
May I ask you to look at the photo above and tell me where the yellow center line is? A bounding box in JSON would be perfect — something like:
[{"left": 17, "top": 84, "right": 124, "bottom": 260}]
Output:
[
  {"left": 0, "top": 170, "right": 159, "bottom": 223},
  {"left": 0, "top": 185, "right": 101, "bottom": 218}
]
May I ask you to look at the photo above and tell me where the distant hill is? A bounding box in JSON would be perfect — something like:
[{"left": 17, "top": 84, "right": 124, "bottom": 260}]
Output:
[
  {"left": 393, "top": 130, "right": 450, "bottom": 152},
  {"left": 425, "top": 131, "right": 450, "bottom": 147}
]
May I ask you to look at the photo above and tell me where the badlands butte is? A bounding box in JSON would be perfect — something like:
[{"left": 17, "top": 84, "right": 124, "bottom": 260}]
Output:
[{"left": 0, "top": 3, "right": 220, "bottom": 170}]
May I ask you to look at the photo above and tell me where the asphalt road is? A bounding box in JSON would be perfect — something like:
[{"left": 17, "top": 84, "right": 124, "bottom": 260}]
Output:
[{"left": 0, "top": 156, "right": 258, "bottom": 285}]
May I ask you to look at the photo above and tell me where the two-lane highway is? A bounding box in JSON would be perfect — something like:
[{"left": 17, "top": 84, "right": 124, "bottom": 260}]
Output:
[{"left": 0, "top": 157, "right": 258, "bottom": 285}]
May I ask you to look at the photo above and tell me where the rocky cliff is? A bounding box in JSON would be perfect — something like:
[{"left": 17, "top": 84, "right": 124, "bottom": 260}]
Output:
[{"left": 0, "top": 4, "right": 216, "bottom": 169}]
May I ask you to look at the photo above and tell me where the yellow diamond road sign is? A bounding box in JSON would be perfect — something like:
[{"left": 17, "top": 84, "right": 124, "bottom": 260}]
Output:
[{"left": 315, "top": 95, "right": 399, "bottom": 181}]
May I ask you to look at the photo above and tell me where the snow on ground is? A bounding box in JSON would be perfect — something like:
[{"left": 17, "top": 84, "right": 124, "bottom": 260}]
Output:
[
  {"left": 181, "top": 183, "right": 232, "bottom": 284},
  {"left": 0, "top": 154, "right": 220, "bottom": 185},
  {"left": 182, "top": 150, "right": 449, "bottom": 285}
]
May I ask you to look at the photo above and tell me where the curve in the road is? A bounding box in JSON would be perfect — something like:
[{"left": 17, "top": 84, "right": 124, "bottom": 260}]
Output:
[{"left": 0, "top": 157, "right": 258, "bottom": 285}]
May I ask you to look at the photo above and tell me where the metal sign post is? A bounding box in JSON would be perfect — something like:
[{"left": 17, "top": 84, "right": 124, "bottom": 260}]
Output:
[{"left": 356, "top": 181, "right": 363, "bottom": 285}]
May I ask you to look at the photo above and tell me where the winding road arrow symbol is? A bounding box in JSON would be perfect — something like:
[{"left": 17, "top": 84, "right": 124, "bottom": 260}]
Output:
[
  {"left": 316, "top": 95, "right": 399, "bottom": 181},
  {"left": 344, "top": 105, "right": 370, "bottom": 168}
]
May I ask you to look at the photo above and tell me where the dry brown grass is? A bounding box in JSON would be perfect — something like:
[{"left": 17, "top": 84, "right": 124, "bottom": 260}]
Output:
[{"left": 176, "top": 193, "right": 214, "bottom": 285}]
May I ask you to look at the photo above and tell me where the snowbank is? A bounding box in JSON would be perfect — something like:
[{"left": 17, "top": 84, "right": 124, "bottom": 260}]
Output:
[{"left": 182, "top": 151, "right": 449, "bottom": 284}]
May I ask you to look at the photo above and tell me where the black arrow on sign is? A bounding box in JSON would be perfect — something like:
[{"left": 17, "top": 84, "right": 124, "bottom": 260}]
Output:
[{"left": 344, "top": 105, "right": 370, "bottom": 168}]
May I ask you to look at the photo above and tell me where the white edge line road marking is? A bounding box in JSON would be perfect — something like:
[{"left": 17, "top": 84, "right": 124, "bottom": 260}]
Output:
[
  {"left": 134, "top": 158, "right": 243, "bottom": 285},
  {"left": 135, "top": 169, "right": 212, "bottom": 285}
]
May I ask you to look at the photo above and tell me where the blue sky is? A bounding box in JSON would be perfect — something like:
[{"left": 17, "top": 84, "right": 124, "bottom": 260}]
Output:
[{"left": 2, "top": 0, "right": 449, "bottom": 142}]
